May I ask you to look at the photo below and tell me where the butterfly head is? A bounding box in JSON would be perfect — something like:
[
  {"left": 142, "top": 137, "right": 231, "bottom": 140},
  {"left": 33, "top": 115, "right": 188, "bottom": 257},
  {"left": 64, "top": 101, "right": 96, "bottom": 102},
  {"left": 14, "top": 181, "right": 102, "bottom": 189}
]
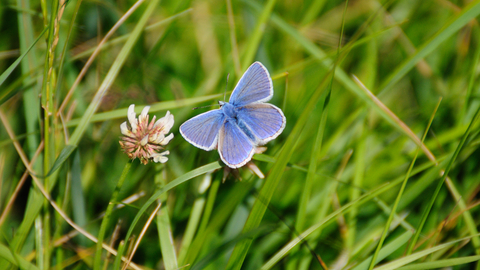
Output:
[{"left": 221, "top": 102, "right": 237, "bottom": 119}]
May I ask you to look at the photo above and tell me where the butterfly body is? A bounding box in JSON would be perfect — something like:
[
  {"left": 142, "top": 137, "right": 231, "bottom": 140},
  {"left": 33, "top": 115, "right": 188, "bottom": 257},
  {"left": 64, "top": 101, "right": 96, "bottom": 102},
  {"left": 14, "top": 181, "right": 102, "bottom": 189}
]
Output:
[{"left": 180, "top": 62, "right": 286, "bottom": 168}]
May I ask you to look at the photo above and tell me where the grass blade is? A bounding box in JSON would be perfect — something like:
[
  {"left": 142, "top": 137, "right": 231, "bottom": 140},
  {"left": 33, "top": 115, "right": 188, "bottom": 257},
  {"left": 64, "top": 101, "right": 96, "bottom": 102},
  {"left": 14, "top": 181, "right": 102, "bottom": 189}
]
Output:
[
  {"left": 368, "top": 98, "right": 442, "bottom": 269},
  {"left": 352, "top": 231, "right": 413, "bottom": 270},
  {"left": 241, "top": 0, "right": 277, "bottom": 69},
  {"left": 261, "top": 182, "right": 393, "bottom": 270},
  {"left": 376, "top": 234, "right": 480, "bottom": 270},
  {"left": 93, "top": 162, "right": 132, "bottom": 270},
  {"left": 0, "top": 28, "right": 46, "bottom": 89},
  {"left": 66, "top": 94, "right": 223, "bottom": 127},
  {"left": 0, "top": 243, "right": 40, "bottom": 270},
  {"left": 114, "top": 162, "right": 221, "bottom": 267},
  {"left": 396, "top": 255, "right": 480, "bottom": 270},
  {"left": 379, "top": 0, "right": 480, "bottom": 93},
  {"left": 156, "top": 168, "right": 178, "bottom": 270},
  {"left": 406, "top": 105, "right": 480, "bottom": 254}
]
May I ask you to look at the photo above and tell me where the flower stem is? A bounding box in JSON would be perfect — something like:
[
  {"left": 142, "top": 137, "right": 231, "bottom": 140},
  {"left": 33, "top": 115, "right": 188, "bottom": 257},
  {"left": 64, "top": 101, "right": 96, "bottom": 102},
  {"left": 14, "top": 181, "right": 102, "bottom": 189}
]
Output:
[{"left": 93, "top": 161, "right": 132, "bottom": 270}]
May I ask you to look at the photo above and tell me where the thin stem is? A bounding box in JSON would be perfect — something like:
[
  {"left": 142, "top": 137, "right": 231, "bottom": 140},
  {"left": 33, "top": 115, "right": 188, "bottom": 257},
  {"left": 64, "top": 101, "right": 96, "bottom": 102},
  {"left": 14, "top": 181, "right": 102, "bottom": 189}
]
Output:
[
  {"left": 0, "top": 109, "right": 141, "bottom": 270},
  {"left": 0, "top": 141, "right": 44, "bottom": 226},
  {"left": 407, "top": 103, "right": 480, "bottom": 255},
  {"left": 122, "top": 202, "right": 162, "bottom": 270},
  {"left": 57, "top": 0, "right": 145, "bottom": 118},
  {"left": 367, "top": 98, "right": 442, "bottom": 270},
  {"left": 93, "top": 161, "right": 132, "bottom": 270}
]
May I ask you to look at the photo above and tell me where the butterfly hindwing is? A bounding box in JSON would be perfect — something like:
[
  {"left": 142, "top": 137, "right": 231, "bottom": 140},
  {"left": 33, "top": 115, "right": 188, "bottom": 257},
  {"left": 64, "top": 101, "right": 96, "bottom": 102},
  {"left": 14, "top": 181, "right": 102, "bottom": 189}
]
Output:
[
  {"left": 236, "top": 103, "right": 286, "bottom": 145},
  {"left": 179, "top": 109, "right": 225, "bottom": 151},
  {"left": 218, "top": 119, "right": 255, "bottom": 168},
  {"left": 229, "top": 62, "right": 273, "bottom": 107}
]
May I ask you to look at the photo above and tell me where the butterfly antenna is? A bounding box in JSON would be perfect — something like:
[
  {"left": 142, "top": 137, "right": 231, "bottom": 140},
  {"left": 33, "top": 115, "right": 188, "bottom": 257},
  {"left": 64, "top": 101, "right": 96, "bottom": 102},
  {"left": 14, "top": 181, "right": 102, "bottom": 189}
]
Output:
[
  {"left": 192, "top": 104, "right": 219, "bottom": 110},
  {"left": 224, "top": 73, "right": 230, "bottom": 102},
  {"left": 282, "top": 71, "right": 289, "bottom": 112}
]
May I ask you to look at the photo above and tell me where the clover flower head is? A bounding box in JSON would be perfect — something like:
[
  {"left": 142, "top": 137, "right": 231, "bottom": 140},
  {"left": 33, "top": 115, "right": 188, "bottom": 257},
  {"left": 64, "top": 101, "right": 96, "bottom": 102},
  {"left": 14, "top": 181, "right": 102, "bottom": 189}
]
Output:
[{"left": 119, "top": 104, "right": 174, "bottom": 164}]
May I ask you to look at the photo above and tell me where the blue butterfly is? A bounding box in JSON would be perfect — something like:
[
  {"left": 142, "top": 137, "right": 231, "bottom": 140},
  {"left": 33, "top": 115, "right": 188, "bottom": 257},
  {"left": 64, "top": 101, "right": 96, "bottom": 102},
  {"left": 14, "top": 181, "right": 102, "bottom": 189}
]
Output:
[{"left": 180, "top": 62, "right": 286, "bottom": 168}]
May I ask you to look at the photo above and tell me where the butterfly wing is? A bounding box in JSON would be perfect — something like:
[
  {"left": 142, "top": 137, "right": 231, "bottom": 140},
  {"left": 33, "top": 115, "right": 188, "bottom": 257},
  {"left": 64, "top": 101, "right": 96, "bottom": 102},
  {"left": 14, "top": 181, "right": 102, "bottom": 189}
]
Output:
[
  {"left": 236, "top": 103, "right": 286, "bottom": 145},
  {"left": 229, "top": 62, "right": 273, "bottom": 107},
  {"left": 218, "top": 119, "right": 255, "bottom": 168},
  {"left": 180, "top": 109, "right": 225, "bottom": 151}
]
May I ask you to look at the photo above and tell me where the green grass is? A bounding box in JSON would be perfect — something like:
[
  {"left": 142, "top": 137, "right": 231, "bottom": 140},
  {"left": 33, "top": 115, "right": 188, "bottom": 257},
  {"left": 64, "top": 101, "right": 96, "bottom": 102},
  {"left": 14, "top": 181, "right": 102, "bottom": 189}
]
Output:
[{"left": 1, "top": 0, "right": 480, "bottom": 269}]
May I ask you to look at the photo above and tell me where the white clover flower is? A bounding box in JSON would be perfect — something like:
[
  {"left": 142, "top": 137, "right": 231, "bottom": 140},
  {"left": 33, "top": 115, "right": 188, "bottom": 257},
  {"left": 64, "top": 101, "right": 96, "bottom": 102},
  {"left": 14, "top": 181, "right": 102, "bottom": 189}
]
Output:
[{"left": 119, "top": 104, "right": 174, "bottom": 165}]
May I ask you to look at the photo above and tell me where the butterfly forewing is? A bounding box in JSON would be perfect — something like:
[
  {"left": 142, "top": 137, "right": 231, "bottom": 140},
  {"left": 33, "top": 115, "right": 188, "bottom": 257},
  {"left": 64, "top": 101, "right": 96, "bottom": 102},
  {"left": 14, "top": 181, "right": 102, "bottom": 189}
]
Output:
[
  {"left": 236, "top": 103, "right": 286, "bottom": 145},
  {"left": 229, "top": 62, "right": 273, "bottom": 107},
  {"left": 179, "top": 110, "right": 225, "bottom": 151},
  {"left": 218, "top": 119, "right": 255, "bottom": 168}
]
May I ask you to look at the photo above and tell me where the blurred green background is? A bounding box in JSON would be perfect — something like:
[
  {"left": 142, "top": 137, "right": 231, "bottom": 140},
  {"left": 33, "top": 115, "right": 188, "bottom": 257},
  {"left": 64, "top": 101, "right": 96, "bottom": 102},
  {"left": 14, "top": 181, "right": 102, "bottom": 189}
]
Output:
[{"left": 1, "top": 0, "right": 480, "bottom": 269}]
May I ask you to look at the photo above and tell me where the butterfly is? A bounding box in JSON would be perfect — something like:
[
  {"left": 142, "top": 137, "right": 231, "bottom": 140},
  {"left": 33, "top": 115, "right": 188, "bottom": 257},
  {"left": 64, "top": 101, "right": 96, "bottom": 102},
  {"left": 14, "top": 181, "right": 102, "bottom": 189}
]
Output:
[{"left": 180, "top": 62, "right": 286, "bottom": 168}]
